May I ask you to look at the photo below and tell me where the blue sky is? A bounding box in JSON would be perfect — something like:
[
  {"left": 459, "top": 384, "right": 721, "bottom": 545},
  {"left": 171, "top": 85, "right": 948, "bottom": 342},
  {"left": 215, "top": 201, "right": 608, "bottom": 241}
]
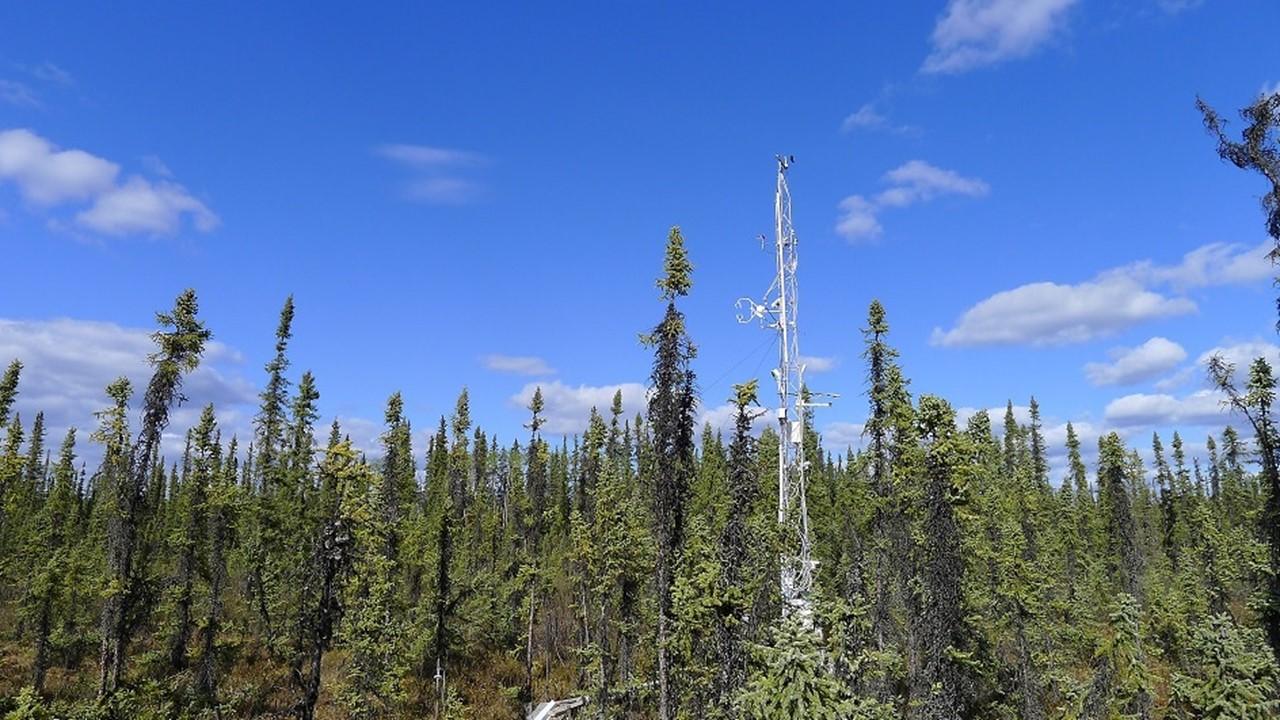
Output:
[{"left": 1, "top": 1, "right": 1278, "bottom": 478}]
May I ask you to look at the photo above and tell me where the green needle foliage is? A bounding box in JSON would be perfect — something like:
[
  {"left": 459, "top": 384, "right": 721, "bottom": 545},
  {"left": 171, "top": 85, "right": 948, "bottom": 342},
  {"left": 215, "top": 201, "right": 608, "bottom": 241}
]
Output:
[
  {"left": 1171, "top": 614, "right": 1280, "bottom": 719},
  {"left": 740, "top": 615, "right": 850, "bottom": 720}
]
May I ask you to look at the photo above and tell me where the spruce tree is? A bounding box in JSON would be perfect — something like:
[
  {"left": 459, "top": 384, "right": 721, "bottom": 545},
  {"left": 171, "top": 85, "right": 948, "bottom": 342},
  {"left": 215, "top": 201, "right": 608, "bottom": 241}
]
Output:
[
  {"left": 381, "top": 392, "right": 415, "bottom": 564},
  {"left": 861, "top": 300, "right": 914, "bottom": 700},
  {"left": 1209, "top": 355, "right": 1280, "bottom": 658},
  {"left": 1154, "top": 432, "right": 1179, "bottom": 564},
  {"left": 199, "top": 429, "right": 235, "bottom": 711},
  {"left": 238, "top": 298, "right": 298, "bottom": 665},
  {"left": 647, "top": 226, "right": 697, "bottom": 720},
  {"left": 296, "top": 434, "right": 358, "bottom": 720},
  {"left": 23, "top": 428, "right": 78, "bottom": 695},
  {"left": 526, "top": 387, "right": 548, "bottom": 552},
  {"left": 1099, "top": 433, "right": 1143, "bottom": 599},
  {"left": 98, "top": 289, "right": 210, "bottom": 699},
  {"left": 22, "top": 411, "right": 45, "bottom": 496},
  {"left": 164, "top": 407, "right": 215, "bottom": 672},
  {"left": 915, "top": 395, "right": 974, "bottom": 720},
  {"left": 256, "top": 295, "right": 296, "bottom": 485},
  {"left": 1082, "top": 594, "right": 1153, "bottom": 720},
  {"left": 0, "top": 359, "right": 20, "bottom": 429},
  {"left": 712, "top": 380, "right": 761, "bottom": 716},
  {"left": 740, "top": 615, "right": 850, "bottom": 720},
  {"left": 1197, "top": 91, "right": 1280, "bottom": 327},
  {"left": 1171, "top": 614, "right": 1280, "bottom": 718},
  {"left": 336, "top": 444, "right": 405, "bottom": 719}
]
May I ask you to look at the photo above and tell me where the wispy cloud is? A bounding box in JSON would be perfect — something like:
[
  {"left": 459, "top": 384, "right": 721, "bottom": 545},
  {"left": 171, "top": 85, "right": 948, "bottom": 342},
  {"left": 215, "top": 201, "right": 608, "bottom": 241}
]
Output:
[
  {"left": 836, "top": 160, "right": 989, "bottom": 242},
  {"left": 24, "top": 62, "right": 73, "bottom": 86},
  {"left": 0, "top": 62, "right": 75, "bottom": 109},
  {"left": 840, "top": 102, "right": 918, "bottom": 135},
  {"left": 841, "top": 104, "right": 886, "bottom": 131},
  {"left": 0, "top": 80, "right": 39, "bottom": 108},
  {"left": 0, "top": 128, "right": 217, "bottom": 237},
  {"left": 376, "top": 144, "right": 486, "bottom": 169},
  {"left": 933, "top": 241, "right": 1270, "bottom": 347},
  {"left": 406, "top": 177, "right": 482, "bottom": 205},
  {"left": 482, "top": 354, "right": 556, "bottom": 376},
  {"left": 376, "top": 143, "right": 488, "bottom": 205},
  {"left": 922, "top": 0, "right": 1079, "bottom": 74},
  {"left": 1158, "top": 0, "right": 1203, "bottom": 14}
]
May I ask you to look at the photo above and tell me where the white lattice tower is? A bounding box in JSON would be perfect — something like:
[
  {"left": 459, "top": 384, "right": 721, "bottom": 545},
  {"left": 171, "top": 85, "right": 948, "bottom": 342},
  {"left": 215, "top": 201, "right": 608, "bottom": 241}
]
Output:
[{"left": 736, "top": 155, "right": 831, "bottom": 622}]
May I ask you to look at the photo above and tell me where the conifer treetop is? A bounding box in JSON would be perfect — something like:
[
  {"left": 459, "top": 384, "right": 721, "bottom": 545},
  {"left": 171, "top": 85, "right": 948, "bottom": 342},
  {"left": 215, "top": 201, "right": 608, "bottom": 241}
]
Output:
[
  {"left": 150, "top": 289, "right": 212, "bottom": 374},
  {"left": 656, "top": 226, "right": 693, "bottom": 300},
  {"left": 0, "top": 359, "right": 21, "bottom": 427},
  {"left": 732, "top": 379, "right": 759, "bottom": 410},
  {"left": 527, "top": 386, "right": 545, "bottom": 435}
]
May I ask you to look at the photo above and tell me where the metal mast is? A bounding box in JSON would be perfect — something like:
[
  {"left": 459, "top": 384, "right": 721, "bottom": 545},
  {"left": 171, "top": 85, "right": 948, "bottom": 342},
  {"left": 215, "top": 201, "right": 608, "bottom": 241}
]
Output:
[{"left": 736, "top": 155, "right": 831, "bottom": 621}]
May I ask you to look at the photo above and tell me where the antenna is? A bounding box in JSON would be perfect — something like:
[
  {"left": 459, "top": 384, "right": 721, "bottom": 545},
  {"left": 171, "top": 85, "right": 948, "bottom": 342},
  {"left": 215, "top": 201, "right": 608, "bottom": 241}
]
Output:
[{"left": 736, "top": 155, "right": 833, "bottom": 623}]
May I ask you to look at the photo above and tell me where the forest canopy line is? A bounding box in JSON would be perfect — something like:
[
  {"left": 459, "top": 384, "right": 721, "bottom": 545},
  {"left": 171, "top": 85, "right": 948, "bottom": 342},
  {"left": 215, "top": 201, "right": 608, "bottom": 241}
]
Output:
[{"left": 1, "top": 90, "right": 1280, "bottom": 720}]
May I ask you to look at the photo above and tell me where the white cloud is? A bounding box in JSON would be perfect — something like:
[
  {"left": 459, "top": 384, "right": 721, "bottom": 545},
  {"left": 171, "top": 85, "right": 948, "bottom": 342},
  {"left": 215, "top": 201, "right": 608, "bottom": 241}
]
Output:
[
  {"left": 1140, "top": 337, "right": 1280, "bottom": 400},
  {"left": 956, "top": 404, "right": 1031, "bottom": 429},
  {"left": 332, "top": 415, "right": 385, "bottom": 459},
  {"left": 841, "top": 104, "right": 887, "bottom": 131},
  {"left": 76, "top": 176, "right": 218, "bottom": 235},
  {"left": 1196, "top": 339, "right": 1280, "bottom": 385},
  {"left": 510, "top": 381, "right": 647, "bottom": 435},
  {"left": 1042, "top": 419, "right": 1101, "bottom": 454},
  {"left": 0, "top": 128, "right": 118, "bottom": 204},
  {"left": 934, "top": 241, "right": 1271, "bottom": 347},
  {"left": 0, "top": 128, "right": 217, "bottom": 236},
  {"left": 1121, "top": 240, "right": 1272, "bottom": 289},
  {"left": 841, "top": 100, "right": 919, "bottom": 136},
  {"left": 1085, "top": 337, "right": 1186, "bottom": 386},
  {"left": 1153, "top": 366, "right": 1196, "bottom": 392},
  {"left": 697, "top": 401, "right": 773, "bottom": 436},
  {"left": 922, "top": 0, "right": 1079, "bottom": 74},
  {"left": 836, "top": 160, "right": 988, "bottom": 241},
  {"left": 932, "top": 274, "right": 1195, "bottom": 347},
  {"left": 0, "top": 317, "right": 256, "bottom": 465},
  {"left": 880, "top": 160, "right": 990, "bottom": 202},
  {"left": 482, "top": 354, "right": 555, "bottom": 376},
  {"left": 835, "top": 195, "right": 882, "bottom": 240},
  {"left": 1104, "top": 390, "right": 1228, "bottom": 428},
  {"left": 822, "top": 421, "right": 865, "bottom": 450},
  {"left": 957, "top": 403, "right": 1101, "bottom": 470},
  {"left": 799, "top": 355, "right": 838, "bottom": 373}
]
